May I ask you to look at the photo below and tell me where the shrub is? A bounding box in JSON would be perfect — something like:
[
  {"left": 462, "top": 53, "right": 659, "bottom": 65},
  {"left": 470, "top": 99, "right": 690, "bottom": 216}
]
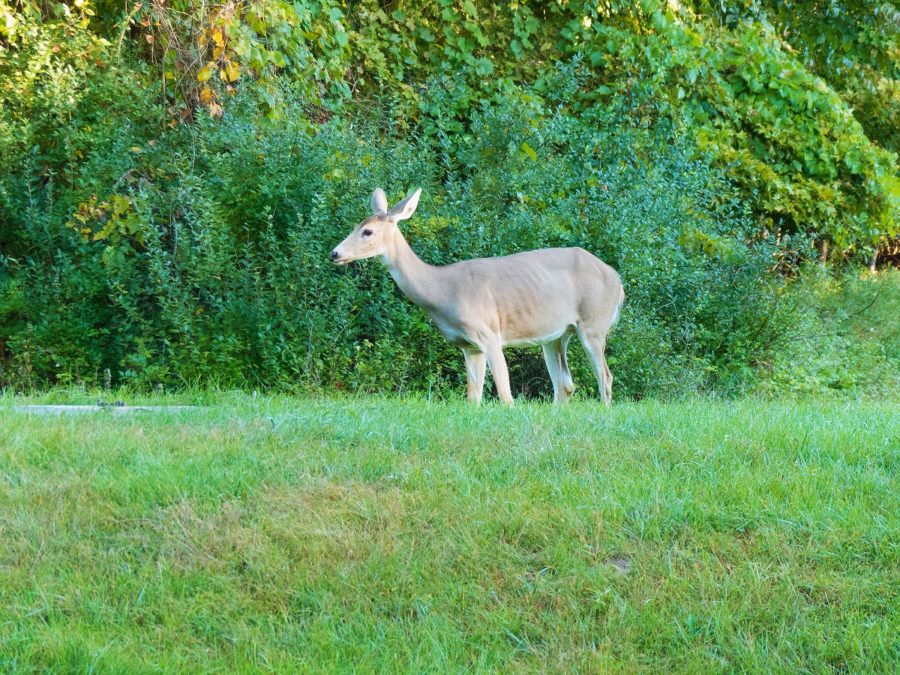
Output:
[
  {"left": 1, "top": 84, "right": 797, "bottom": 399},
  {"left": 759, "top": 267, "right": 900, "bottom": 398}
]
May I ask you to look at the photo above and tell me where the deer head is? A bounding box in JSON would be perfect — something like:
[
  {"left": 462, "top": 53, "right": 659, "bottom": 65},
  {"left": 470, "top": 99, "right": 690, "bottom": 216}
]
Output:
[{"left": 330, "top": 188, "right": 421, "bottom": 265}]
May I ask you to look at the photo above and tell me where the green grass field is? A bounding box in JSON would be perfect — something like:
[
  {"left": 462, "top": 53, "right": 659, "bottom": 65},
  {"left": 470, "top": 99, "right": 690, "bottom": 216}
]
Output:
[{"left": 1, "top": 394, "right": 898, "bottom": 672}]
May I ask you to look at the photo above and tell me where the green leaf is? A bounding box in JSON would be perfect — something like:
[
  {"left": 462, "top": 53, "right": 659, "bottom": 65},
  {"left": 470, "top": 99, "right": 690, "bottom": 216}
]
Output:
[
  {"left": 474, "top": 57, "right": 493, "bottom": 76},
  {"left": 520, "top": 142, "right": 537, "bottom": 161}
]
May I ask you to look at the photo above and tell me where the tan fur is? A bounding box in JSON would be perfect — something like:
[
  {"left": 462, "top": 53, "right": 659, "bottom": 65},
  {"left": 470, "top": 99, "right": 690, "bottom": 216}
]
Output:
[{"left": 331, "top": 188, "right": 624, "bottom": 405}]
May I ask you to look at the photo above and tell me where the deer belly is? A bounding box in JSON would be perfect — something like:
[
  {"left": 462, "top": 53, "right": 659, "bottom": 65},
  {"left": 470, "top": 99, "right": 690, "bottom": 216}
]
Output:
[
  {"left": 497, "top": 291, "right": 578, "bottom": 347},
  {"left": 502, "top": 324, "right": 573, "bottom": 348},
  {"left": 492, "top": 268, "right": 581, "bottom": 347}
]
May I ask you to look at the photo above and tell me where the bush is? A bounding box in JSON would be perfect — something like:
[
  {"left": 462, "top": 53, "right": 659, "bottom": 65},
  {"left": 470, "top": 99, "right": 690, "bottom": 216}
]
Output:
[
  {"left": 2, "top": 81, "right": 799, "bottom": 399},
  {"left": 759, "top": 268, "right": 900, "bottom": 398}
]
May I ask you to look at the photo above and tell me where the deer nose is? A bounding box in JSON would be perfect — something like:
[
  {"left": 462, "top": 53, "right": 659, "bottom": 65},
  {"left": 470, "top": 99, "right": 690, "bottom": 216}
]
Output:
[{"left": 329, "top": 249, "right": 339, "bottom": 261}]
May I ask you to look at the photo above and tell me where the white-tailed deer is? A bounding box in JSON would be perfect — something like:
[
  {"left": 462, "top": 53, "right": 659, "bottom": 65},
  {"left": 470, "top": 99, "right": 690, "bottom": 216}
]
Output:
[{"left": 330, "top": 188, "right": 625, "bottom": 405}]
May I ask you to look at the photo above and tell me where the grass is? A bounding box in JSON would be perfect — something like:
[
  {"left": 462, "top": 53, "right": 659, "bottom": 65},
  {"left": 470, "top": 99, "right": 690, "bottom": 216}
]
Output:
[
  {"left": 1, "top": 393, "right": 898, "bottom": 672},
  {"left": 763, "top": 268, "right": 900, "bottom": 398}
]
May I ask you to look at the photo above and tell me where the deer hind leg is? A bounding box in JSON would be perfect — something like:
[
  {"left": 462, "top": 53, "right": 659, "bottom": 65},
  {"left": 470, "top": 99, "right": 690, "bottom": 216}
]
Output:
[
  {"left": 483, "top": 340, "right": 514, "bottom": 405},
  {"left": 542, "top": 335, "right": 575, "bottom": 404},
  {"left": 559, "top": 332, "right": 575, "bottom": 399},
  {"left": 577, "top": 325, "right": 613, "bottom": 405},
  {"left": 462, "top": 349, "right": 486, "bottom": 405},
  {"left": 602, "top": 358, "right": 613, "bottom": 403}
]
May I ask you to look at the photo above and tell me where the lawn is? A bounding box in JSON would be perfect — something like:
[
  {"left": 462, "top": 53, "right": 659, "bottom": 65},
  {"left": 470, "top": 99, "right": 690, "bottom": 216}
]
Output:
[{"left": 1, "top": 394, "right": 897, "bottom": 672}]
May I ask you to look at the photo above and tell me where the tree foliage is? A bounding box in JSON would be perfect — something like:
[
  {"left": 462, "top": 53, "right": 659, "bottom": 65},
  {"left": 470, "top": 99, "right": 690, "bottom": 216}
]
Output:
[{"left": 3, "top": 0, "right": 896, "bottom": 249}]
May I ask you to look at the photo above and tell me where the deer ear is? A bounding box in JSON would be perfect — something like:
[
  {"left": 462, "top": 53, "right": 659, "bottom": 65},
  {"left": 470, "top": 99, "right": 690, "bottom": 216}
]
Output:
[
  {"left": 388, "top": 188, "right": 422, "bottom": 221},
  {"left": 371, "top": 188, "right": 388, "bottom": 215}
]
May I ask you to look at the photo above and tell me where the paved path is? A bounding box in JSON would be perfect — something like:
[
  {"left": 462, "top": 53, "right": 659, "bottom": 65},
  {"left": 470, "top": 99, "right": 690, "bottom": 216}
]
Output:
[{"left": 6, "top": 405, "right": 203, "bottom": 415}]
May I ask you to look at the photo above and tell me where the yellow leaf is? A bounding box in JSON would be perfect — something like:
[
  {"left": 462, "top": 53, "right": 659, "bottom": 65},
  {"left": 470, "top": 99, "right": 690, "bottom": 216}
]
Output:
[
  {"left": 225, "top": 62, "right": 240, "bottom": 82},
  {"left": 197, "top": 64, "right": 214, "bottom": 82},
  {"left": 199, "top": 87, "right": 215, "bottom": 104}
]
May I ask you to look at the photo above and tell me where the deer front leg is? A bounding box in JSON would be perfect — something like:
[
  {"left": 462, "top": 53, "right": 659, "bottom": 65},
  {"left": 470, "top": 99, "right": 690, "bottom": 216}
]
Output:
[
  {"left": 484, "top": 341, "right": 513, "bottom": 405},
  {"left": 462, "top": 349, "right": 486, "bottom": 404}
]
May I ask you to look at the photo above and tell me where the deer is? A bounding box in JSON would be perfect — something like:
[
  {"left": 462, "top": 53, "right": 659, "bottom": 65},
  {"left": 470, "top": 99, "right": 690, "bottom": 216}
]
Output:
[{"left": 330, "top": 188, "right": 625, "bottom": 406}]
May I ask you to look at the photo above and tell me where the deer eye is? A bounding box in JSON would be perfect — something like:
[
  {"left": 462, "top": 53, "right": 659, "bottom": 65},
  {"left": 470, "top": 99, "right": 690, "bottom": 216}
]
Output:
[{"left": 362, "top": 228, "right": 373, "bottom": 237}]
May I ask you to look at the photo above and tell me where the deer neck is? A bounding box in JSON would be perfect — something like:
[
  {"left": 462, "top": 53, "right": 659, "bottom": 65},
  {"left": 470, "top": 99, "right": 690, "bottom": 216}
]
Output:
[{"left": 381, "top": 228, "right": 441, "bottom": 309}]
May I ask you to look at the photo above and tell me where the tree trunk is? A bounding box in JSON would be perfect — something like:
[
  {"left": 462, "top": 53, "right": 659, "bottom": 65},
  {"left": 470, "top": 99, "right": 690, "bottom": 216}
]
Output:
[{"left": 818, "top": 239, "right": 829, "bottom": 266}]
